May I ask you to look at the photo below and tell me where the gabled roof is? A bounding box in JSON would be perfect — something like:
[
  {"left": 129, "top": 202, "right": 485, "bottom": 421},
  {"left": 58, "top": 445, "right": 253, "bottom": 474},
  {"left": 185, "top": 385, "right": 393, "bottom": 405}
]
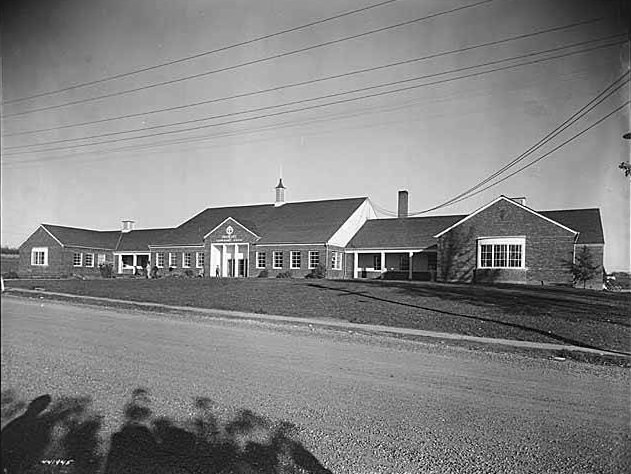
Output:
[
  {"left": 540, "top": 209, "right": 604, "bottom": 244},
  {"left": 116, "top": 228, "right": 175, "bottom": 251},
  {"left": 153, "top": 197, "right": 368, "bottom": 246},
  {"left": 42, "top": 224, "right": 121, "bottom": 249},
  {"left": 433, "top": 196, "right": 578, "bottom": 238},
  {"left": 347, "top": 215, "right": 465, "bottom": 250}
]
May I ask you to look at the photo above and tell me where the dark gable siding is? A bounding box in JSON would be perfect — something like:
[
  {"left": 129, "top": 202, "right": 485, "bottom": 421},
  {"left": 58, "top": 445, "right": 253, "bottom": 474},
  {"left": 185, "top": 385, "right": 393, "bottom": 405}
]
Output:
[
  {"left": 19, "top": 227, "right": 65, "bottom": 278},
  {"left": 437, "top": 199, "right": 576, "bottom": 285}
]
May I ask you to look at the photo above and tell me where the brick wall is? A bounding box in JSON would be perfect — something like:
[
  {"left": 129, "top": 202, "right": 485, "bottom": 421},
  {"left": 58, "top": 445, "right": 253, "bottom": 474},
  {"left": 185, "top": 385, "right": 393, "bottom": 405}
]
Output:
[
  {"left": 249, "top": 245, "right": 329, "bottom": 278},
  {"left": 19, "top": 227, "right": 65, "bottom": 278},
  {"left": 151, "top": 248, "right": 205, "bottom": 277},
  {"left": 437, "top": 199, "right": 578, "bottom": 285}
]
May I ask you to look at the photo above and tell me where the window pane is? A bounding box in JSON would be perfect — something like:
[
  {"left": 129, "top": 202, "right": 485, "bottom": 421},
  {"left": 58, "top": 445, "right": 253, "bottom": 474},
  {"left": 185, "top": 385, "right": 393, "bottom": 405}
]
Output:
[
  {"left": 73, "top": 253, "right": 82, "bottom": 266},
  {"left": 508, "top": 244, "right": 522, "bottom": 267},
  {"left": 257, "top": 252, "right": 266, "bottom": 268},
  {"left": 494, "top": 244, "right": 507, "bottom": 267},
  {"left": 480, "top": 244, "right": 492, "bottom": 267},
  {"left": 400, "top": 255, "right": 410, "bottom": 271},
  {"left": 309, "top": 251, "right": 320, "bottom": 268},
  {"left": 290, "top": 251, "right": 301, "bottom": 269},
  {"left": 273, "top": 251, "right": 283, "bottom": 268}
]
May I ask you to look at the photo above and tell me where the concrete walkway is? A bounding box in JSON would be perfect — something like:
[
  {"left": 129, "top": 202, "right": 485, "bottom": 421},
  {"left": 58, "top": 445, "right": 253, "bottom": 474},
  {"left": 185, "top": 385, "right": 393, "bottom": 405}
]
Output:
[{"left": 3, "top": 288, "right": 629, "bottom": 358}]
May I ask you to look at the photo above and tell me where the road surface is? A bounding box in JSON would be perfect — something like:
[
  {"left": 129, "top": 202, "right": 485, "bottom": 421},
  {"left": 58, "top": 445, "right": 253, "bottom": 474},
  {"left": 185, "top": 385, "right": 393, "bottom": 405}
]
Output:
[{"left": 1, "top": 296, "right": 629, "bottom": 473}]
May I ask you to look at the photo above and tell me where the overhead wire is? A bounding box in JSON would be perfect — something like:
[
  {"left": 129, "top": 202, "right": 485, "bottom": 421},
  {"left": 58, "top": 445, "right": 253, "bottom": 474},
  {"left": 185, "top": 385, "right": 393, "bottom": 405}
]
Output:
[
  {"left": 391, "top": 72, "right": 631, "bottom": 216},
  {"left": 4, "top": 18, "right": 607, "bottom": 138},
  {"left": 3, "top": 0, "right": 401, "bottom": 105},
  {"left": 3, "top": 0, "right": 497, "bottom": 117},
  {"left": 3, "top": 38, "right": 624, "bottom": 157}
]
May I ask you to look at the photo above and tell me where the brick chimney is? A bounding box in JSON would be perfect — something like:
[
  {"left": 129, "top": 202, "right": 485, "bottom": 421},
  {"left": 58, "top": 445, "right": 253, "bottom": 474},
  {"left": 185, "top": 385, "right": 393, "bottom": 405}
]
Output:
[
  {"left": 121, "top": 220, "right": 135, "bottom": 233},
  {"left": 398, "top": 190, "right": 409, "bottom": 218}
]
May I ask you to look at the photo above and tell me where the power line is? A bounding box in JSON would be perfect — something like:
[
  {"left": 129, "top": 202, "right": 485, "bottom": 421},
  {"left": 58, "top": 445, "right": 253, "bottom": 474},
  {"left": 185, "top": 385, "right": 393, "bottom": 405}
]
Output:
[
  {"left": 3, "top": 0, "right": 497, "bottom": 117},
  {"left": 405, "top": 71, "right": 630, "bottom": 216},
  {"left": 3, "top": 0, "right": 401, "bottom": 105},
  {"left": 5, "top": 18, "right": 608, "bottom": 138},
  {"left": 4, "top": 39, "right": 624, "bottom": 157},
  {"left": 443, "top": 101, "right": 630, "bottom": 207}
]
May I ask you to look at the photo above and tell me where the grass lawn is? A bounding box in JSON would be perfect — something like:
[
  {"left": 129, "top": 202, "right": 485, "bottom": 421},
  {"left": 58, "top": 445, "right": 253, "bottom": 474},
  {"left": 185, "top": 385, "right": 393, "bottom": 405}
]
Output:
[{"left": 5, "top": 278, "right": 630, "bottom": 354}]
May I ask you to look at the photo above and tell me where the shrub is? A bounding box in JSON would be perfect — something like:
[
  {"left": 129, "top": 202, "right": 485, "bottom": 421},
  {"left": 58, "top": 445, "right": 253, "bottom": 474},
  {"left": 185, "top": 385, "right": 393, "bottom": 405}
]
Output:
[
  {"left": 305, "top": 264, "right": 326, "bottom": 279},
  {"left": 257, "top": 269, "right": 269, "bottom": 278},
  {"left": 99, "top": 263, "right": 114, "bottom": 278},
  {"left": 184, "top": 269, "right": 195, "bottom": 278},
  {"left": 276, "top": 271, "right": 293, "bottom": 279}
]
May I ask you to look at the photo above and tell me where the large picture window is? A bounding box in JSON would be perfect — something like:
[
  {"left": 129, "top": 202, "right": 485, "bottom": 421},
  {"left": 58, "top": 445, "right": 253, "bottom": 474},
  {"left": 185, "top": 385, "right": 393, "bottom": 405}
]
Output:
[
  {"left": 31, "top": 247, "right": 48, "bottom": 266},
  {"left": 478, "top": 238, "right": 525, "bottom": 269}
]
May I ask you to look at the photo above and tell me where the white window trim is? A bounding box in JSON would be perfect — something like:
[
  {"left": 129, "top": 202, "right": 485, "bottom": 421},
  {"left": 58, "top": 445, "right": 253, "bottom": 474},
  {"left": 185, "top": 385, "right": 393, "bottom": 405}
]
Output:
[
  {"left": 156, "top": 253, "right": 165, "bottom": 268},
  {"left": 272, "top": 251, "right": 283, "bottom": 269},
  {"left": 477, "top": 237, "right": 526, "bottom": 269},
  {"left": 73, "top": 252, "right": 83, "bottom": 267},
  {"left": 308, "top": 251, "right": 320, "bottom": 269},
  {"left": 97, "top": 253, "right": 106, "bottom": 265},
  {"left": 331, "top": 251, "right": 342, "bottom": 270},
  {"left": 182, "top": 252, "right": 192, "bottom": 268},
  {"left": 169, "top": 253, "right": 177, "bottom": 268},
  {"left": 31, "top": 247, "right": 48, "bottom": 266},
  {"left": 196, "top": 252, "right": 205, "bottom": 268},
  {"left": 85, "top": 253, "right": 94, "bottom": 267},
  {"left": 256, "top": 251, "right": 266, "bottom": 269},
  {"left": 290, "top": 251, "right": 301, "bottom": 269}
]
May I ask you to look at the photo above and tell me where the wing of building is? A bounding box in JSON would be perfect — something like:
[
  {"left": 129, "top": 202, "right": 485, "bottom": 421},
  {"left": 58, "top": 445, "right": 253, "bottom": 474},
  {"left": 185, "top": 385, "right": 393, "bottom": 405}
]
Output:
[{"left": 19, "top": 186, "right": 604, "bottom": 289}]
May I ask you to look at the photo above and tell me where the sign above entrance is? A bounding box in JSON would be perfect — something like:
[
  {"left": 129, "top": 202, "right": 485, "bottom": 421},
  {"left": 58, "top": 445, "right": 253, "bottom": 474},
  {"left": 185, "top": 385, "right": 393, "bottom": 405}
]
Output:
[{"left": 203, "top": 217, "right": 260, "bottom": 244}]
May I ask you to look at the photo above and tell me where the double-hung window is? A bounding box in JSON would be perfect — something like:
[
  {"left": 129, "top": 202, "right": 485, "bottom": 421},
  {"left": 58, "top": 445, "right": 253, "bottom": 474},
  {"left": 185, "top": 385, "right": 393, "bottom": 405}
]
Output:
[
  {"left": 31, "top": 247, "right": 48, "bottom": 266},
  {"left": 308, "top": 251, "right": 320, "bottom": 269},
  {"left": 196, "top": 252, "right": 205, "bottom": 268},
  {"left": 156, "top": 253, "right": 165, "bottom": 268},
  {"left": 290, "top": 251, "right": 301, "bottom": 269},
  {"left": 331, "top": 251, "right": 342, "bottom": 270},
  {"left": 97, "top": 253, "right": 106, "bottom": 265},
  {"left": 273, "top": 251, "right": 283, "bottom": 269},
  {"left": 478, "top": 238, "right": 525, "bottom": 269},
  {"left": 256, "top": 252, "right": 266, "bottom": 268},
  {"left": 183, "top": 252, "right": 192, "bottom": 268},
  {"left": 169, "top": 253, "right": 177, "bottom": 268},
  {"left": 73, "top": 252, "right": 82, "bottom": 267},
  {"left": 84, "top": 253, "right": 94, "bottom": 267}
]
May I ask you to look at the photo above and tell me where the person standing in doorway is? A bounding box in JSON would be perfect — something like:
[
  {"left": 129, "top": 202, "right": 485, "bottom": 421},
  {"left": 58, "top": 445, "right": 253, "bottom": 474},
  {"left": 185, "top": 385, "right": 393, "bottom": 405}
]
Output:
[{"left": 215, "top": 265, "right": 220, "bottom": 278}]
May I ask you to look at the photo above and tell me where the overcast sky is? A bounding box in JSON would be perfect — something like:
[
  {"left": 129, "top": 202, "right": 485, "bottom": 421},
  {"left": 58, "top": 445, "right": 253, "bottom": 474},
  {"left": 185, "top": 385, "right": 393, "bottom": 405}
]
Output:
[{"left": 1, "top": 0, "right": 629, "bottom": 270}]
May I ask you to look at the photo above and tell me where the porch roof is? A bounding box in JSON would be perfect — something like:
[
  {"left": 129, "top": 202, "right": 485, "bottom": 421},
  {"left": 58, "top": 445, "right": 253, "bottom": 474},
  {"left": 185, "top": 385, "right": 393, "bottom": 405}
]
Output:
[{"left": 347, "top": 215, "right": 464, "bottom": 250}]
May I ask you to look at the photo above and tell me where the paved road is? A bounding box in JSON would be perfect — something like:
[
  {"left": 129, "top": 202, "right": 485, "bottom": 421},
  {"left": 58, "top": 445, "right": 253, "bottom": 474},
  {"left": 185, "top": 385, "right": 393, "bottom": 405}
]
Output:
[{"left": 1, "top": 296, "right": 629, "bottom": 473}]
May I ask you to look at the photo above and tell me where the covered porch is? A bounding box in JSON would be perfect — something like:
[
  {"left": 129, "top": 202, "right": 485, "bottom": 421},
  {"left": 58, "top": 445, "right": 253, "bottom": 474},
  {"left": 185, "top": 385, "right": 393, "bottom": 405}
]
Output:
[
  {"left": 114, "top": 252, "right": 151, "bottom": 275},
  {"left": 347, "top": 249, "right": 437, "bottom": 281}
]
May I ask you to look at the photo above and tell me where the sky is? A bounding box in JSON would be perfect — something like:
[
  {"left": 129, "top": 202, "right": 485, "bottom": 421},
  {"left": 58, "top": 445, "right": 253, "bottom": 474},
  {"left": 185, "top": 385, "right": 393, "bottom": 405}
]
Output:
[{"left": 1, "top": 0, "right": 629, "bottom": 271}]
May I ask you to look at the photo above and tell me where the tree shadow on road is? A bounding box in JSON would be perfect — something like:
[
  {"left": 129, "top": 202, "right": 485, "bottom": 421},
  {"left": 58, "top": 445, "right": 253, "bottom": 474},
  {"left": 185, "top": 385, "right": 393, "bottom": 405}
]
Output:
[{"left": 1, "top": 388, "right": 332, "bottom": 474}]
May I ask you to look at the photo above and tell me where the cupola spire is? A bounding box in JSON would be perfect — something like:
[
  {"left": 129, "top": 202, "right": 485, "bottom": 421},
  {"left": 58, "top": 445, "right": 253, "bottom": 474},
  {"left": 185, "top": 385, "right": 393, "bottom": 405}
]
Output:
[{"left": 275, "top": 171, "right": 286, "bottom": 207}]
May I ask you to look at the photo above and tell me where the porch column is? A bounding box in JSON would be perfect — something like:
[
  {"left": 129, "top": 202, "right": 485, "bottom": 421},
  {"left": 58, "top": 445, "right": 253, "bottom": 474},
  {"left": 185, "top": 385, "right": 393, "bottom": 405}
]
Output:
[
  {"left": 408, "top": 251, "right": 414, "bottom": 280},
  {"left": 381, "top": 251, "right": 386, "bottom": 273},
  {"left": 222, "top": 244, "right": 227, "bottom": 277},
  {"left": 353, "top": 252, "right": 358, "bottom": 279},
  {"left": 118, "top": 255, "right": 122, "bottom": 274},
  {"left": 234, "top": 243, "right": 238, "bottom": 277},
  {"left": 133, "top": 254, "right": 137, "bottom": 269}
]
